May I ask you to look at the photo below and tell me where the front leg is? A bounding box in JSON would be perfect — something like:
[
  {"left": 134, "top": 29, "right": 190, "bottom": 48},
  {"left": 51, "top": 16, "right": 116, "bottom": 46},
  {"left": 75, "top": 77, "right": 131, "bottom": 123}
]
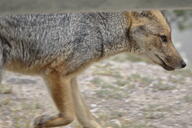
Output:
[
  {"left": 33, "top": 72, "right": 75, "bottom": 128},
  {"left": 71, "top": 78, "right": 102, "bottom": 128}
]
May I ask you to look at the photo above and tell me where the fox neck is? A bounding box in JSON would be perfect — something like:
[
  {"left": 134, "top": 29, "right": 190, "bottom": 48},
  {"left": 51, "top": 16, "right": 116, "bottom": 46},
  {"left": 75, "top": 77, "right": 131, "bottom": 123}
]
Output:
[{"left": 101, "top": 12, "right": 137, "bottom": 58}]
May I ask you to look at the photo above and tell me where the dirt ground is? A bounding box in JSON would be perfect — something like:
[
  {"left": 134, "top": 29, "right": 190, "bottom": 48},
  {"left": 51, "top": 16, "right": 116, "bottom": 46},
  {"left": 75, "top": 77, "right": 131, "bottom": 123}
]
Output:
[{"left": 0, "top": 54, "right": 192, "bottom": 128}]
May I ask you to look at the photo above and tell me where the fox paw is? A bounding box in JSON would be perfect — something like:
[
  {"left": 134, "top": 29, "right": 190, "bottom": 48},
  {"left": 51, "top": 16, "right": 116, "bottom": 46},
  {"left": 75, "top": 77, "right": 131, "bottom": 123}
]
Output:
[{"left": 33, "top": 114, "right": 57, "bottom": 128}]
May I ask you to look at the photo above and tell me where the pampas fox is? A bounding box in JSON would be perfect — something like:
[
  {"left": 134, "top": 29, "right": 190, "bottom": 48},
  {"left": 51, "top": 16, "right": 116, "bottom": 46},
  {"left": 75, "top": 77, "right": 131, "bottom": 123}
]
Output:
[{"left": 0, "top": 10, "right": 186, "bottom": 128}]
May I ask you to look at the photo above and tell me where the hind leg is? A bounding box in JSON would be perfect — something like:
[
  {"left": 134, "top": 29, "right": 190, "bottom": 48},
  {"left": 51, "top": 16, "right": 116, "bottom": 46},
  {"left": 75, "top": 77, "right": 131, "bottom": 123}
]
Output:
[
  {"left": 33, "top": 72, "right": 75, "bottom": 128},
  {"left": 71, "top": 78, "right": 102, "bottom": 128}
]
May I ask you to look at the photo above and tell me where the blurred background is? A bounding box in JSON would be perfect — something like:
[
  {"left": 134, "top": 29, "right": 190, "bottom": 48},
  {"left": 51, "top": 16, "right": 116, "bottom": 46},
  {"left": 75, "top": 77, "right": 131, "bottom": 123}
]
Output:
[
  {"left": 0, "top": 3, "right": 192, "bottom": 128},
  {"left": 165, "top": 10, "right": 192, "bottom": 65}
]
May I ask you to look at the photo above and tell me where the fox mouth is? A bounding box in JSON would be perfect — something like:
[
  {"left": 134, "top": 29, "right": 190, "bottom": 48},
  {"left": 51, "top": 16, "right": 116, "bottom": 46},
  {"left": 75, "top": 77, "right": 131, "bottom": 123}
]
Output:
[{"left": 155, "top": 55, "right": 175, "bottom": 71}]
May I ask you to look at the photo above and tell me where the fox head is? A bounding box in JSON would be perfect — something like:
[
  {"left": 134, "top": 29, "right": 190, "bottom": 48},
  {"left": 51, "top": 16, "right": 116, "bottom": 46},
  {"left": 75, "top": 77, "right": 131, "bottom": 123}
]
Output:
[{"left": 126, "top": 10, "right": 186, "bottom": 71}]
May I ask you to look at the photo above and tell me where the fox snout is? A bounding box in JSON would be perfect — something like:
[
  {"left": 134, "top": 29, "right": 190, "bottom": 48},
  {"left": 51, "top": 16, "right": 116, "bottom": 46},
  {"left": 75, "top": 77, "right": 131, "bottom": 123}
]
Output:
[
  {"left": 180, "top": 60, "right": 186, "bottom": 68},
  {"left": 168, "top": 59, "right": 186, "bottom": 71},
  {"left": 158, "top": 54, "right": 186, "bottom": 71}
]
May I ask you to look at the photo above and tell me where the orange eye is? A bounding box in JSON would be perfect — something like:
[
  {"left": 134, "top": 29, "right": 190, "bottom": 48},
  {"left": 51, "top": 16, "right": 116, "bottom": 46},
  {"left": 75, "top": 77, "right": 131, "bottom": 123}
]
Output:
[{"left": 160, "top": 35, "right": 168, "bottom": 42}]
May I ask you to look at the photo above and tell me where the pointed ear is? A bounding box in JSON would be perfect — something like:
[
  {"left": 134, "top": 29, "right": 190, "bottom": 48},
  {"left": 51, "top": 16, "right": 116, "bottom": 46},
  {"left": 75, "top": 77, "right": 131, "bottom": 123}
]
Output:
[{"left": 132, "top": 11, "right": 150, "bottom": 16}]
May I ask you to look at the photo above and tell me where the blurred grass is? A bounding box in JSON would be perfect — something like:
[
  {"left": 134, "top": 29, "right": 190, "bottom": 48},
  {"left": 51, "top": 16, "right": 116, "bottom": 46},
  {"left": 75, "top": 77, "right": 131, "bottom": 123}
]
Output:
[
  {"left": 183, "top": 94, "right": 192, "bottom": 103},
  {"left": 152, "top": 81, "right": 176, "bottom": 91},
  {"left": 0, "top": 84, "right": 12, "bottom": 94},
  {"left": 0, "top": 53, "right": 192, "bottom": 128},
  {"left": 171, "top": 67, "right": 192, "bottom": 77},
  {"left": 111, "top": 53, "right": 148, "bottom": 63}
]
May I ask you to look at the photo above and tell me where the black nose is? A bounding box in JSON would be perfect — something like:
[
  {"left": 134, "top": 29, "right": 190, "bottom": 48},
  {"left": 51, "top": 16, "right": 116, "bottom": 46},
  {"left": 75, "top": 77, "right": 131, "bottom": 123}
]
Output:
[{"left": 180, "top": 60, "right": 186, "bottom": 68}]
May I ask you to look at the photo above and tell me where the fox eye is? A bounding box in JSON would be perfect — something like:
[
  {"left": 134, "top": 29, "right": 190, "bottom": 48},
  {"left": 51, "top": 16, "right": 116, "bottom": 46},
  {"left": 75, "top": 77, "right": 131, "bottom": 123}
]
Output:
[{"left": 160, "top": 35, "right": 168, "bottom": 42}]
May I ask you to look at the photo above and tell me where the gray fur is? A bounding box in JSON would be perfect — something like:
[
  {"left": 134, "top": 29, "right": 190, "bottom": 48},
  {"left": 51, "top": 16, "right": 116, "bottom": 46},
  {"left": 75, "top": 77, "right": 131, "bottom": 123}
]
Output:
[{"left": 0, "top": 12, "right": 131, "bottom": 76}]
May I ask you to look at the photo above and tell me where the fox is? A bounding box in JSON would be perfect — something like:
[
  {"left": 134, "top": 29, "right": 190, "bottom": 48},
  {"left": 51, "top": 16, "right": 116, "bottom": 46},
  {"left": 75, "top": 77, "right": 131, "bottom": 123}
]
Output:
[{"left": 0, "top": 10, "right": 186, "bottom": 128}]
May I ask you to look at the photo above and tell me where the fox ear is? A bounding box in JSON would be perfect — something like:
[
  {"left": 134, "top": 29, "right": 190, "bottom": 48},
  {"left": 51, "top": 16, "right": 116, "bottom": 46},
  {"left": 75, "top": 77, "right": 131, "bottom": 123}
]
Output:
[
  {"left": 133, "top": 11, "right": 153, "bottom": 18},
  {"left": 140, "top": 11, "right": 151, "bottom": 17}
]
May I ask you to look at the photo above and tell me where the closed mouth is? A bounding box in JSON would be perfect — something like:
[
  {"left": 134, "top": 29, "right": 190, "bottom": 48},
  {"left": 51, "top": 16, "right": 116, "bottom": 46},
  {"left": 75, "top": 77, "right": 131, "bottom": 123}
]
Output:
[{"left": 155, "top": 54, "right": 175, "bottom": 71}]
